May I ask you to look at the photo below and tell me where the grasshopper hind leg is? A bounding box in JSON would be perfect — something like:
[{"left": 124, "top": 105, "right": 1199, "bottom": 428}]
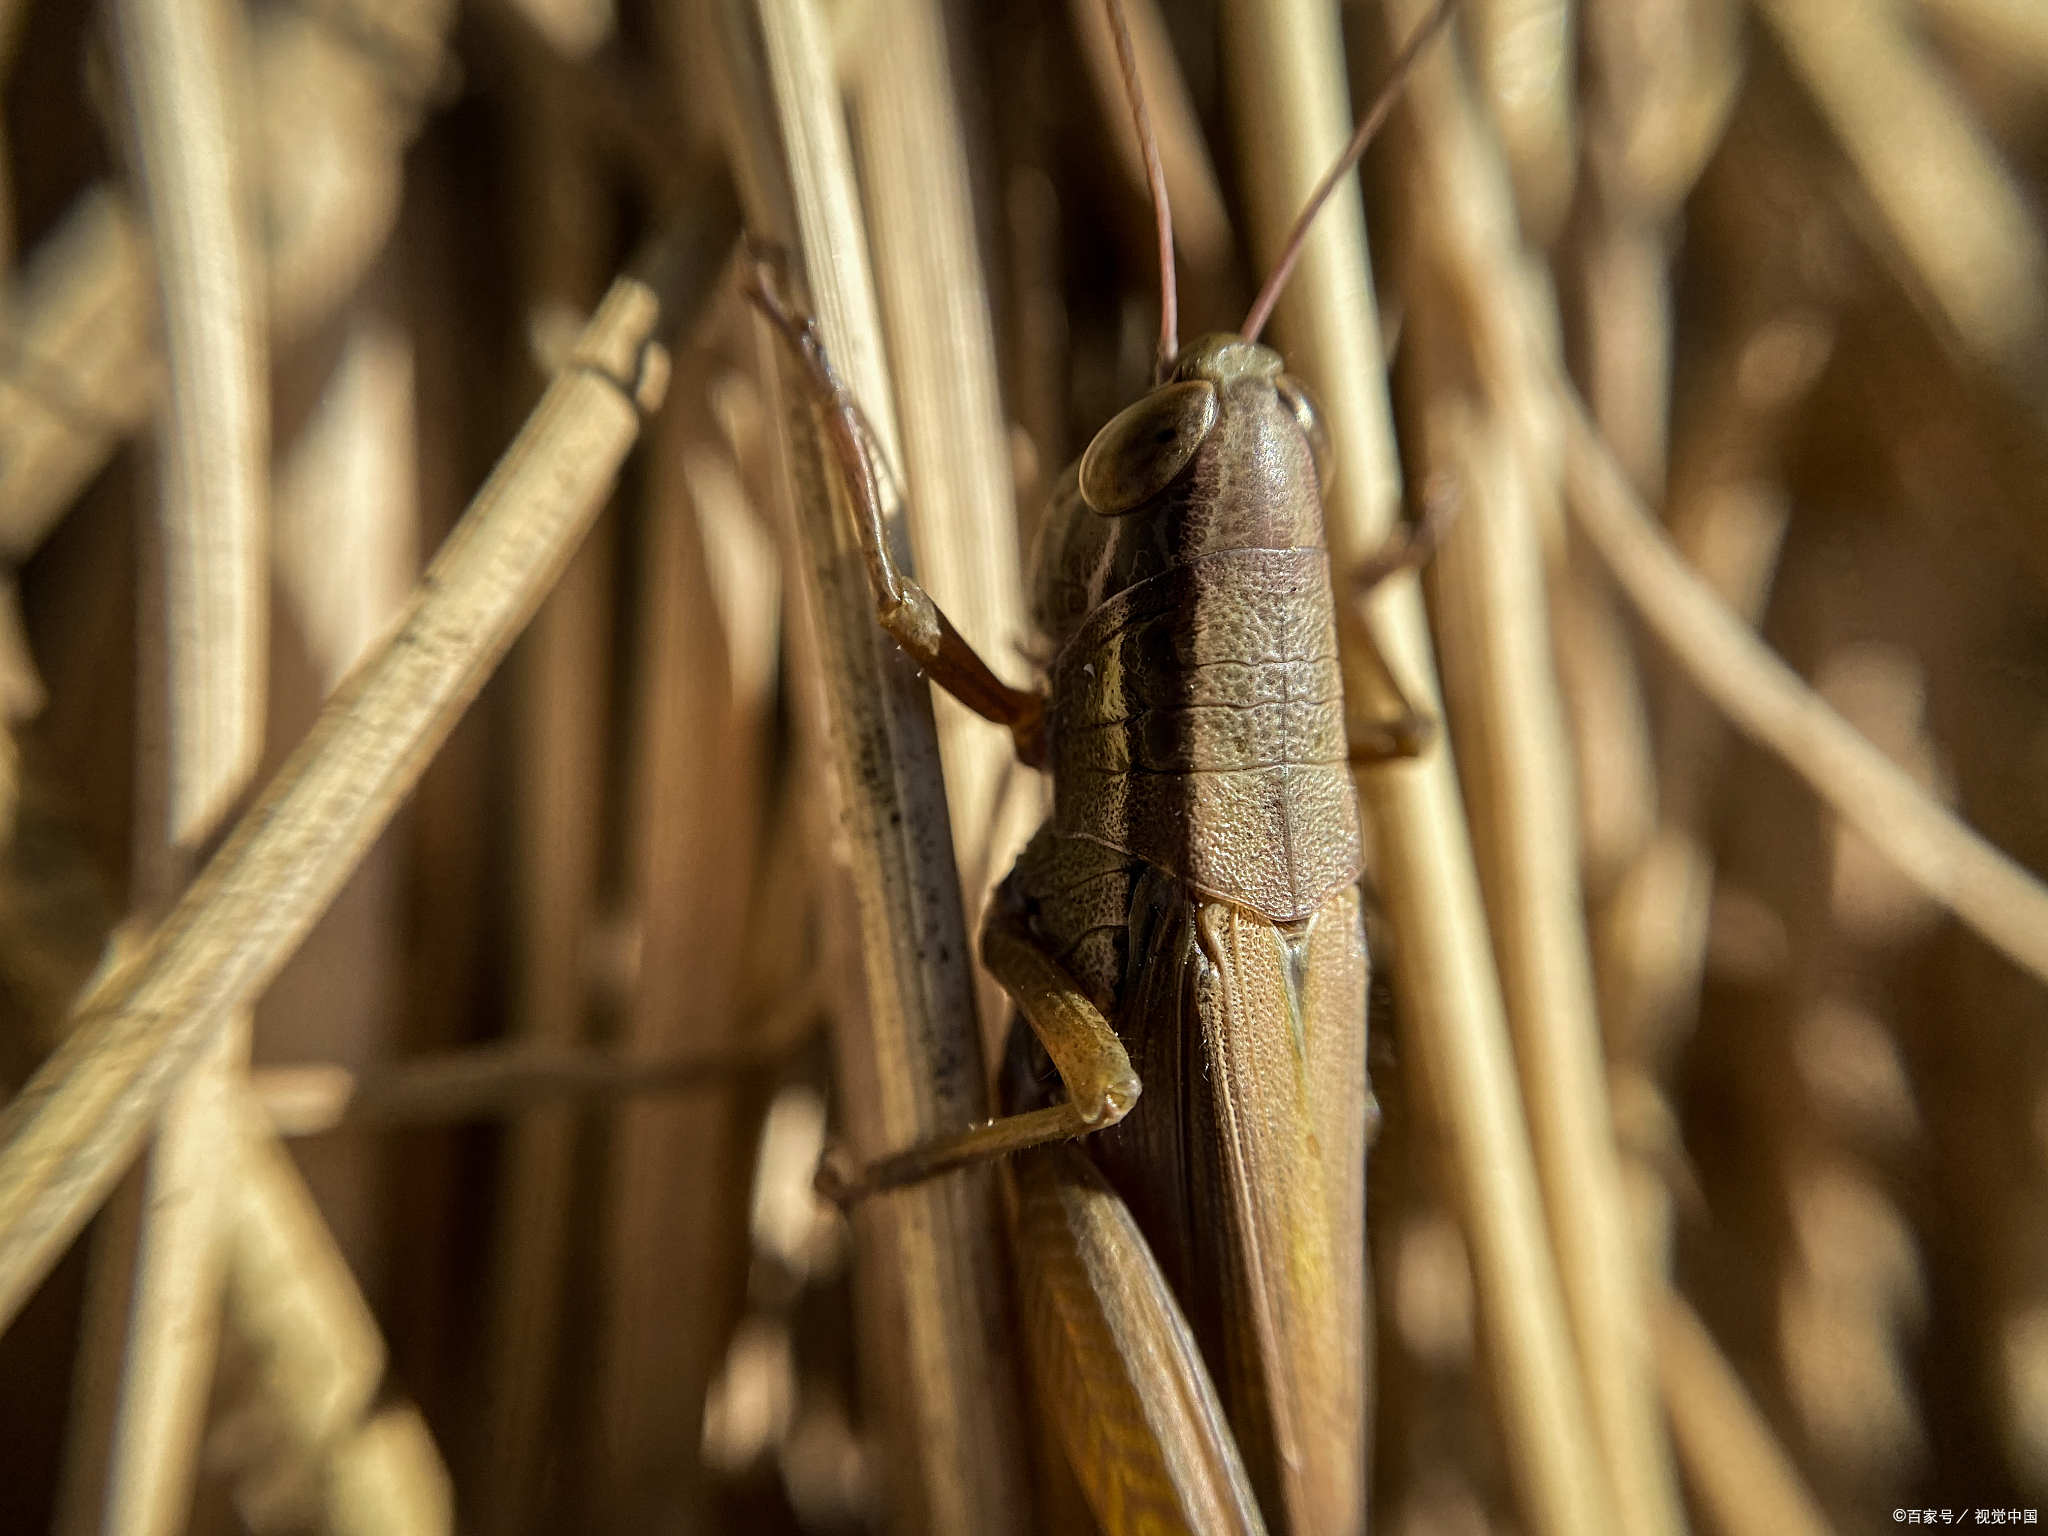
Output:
[{"left": 814, "top": 882, "right": 1144, "bottom": 1207}]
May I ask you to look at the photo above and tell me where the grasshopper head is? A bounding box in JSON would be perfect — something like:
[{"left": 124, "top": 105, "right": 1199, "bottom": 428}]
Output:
[{"left": 1029, "top": 335, "right": 1336, "bottom": 657}]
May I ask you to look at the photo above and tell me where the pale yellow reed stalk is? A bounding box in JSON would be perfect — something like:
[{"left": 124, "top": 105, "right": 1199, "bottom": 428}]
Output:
[
  {"left": 1563, "top": 395, "right": 2048, "bottom": 987},
  {"left": 1398, "top": 22, "right": 1685, "bottom": 1536},
  {"left": 0, "top": 227, "right": 714, "bottom": 1327},
  {"left": 706, "top": 0, "right": 1030, "bottom": 1526},
  {"left": 66, "top": 0, "right": 271, "bottom": 1521},
  {"left": 1757, "top": 0, "right": 2048, "bottom": 392},
  {"left": 1655, "top": 1292, "right": 1839, "bottom": 1536},
  {"left": 1221, "top": 3, "right": 1617, "bottom": 1533}
]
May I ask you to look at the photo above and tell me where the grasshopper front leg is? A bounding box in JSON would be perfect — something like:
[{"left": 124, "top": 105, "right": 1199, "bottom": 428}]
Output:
[
  {"left": 817, "top": 900, "right": 1142, "bottom": 1204},
  {"left": 744, "top": 255, "right": 1048, "bottom": 767}
]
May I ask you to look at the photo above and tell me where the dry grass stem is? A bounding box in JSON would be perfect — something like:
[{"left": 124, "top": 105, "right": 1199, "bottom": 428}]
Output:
[
  {"left": 116, "top": 0, "right": 268, "bottom": 851},
  {"left": 1400, "top": 25, "right": 1686, "bottom": 1536},
  {"left": 1655, "top": 1293, "right": 1838, "bottom": 1536},
  {"left": 0, "top": 238, "right": 702, "bottom": 1326},
  {"left": 850, "top": 0, "right": 1032, "bottom": 1038},
  {"left": 849, "top": 0, "right": 1022, "bottom": 823},
  {"left": 581, "top": 384, "right": 778, "bottom": 1525},
  {"left": 4, "top": 0, "right": 2041, "bottom": 1527},
  {"left": 247, "top": 1013, "right": 819, "bottom": 1135},
  {"left": 1223, "top": 3, "right": 1617, "bottom": 1533},
  {"left": 68, "top": 0, "right": 273, "bottom": 1521},
  {"left": 0, "top": 0, "right": 453, "bottom": 563},
  {"left": 472, "top": 77, "right": 616, "bottom": 1533},
  {"left": 272, "top": 314, "right": 420, "bottom": 690},
  {"left": 711, "top": 0, "right": 1030, "bottom": 1526},
  {"left": 0, "top": 192, "right": 161, "bottom": 557},
  {"left": 219, "top": 1091, "right": 450, "bottom": 1534},
  {"left": 1467, "top": 0, "right": 1577, "bottom": 241},
  {"left": 1757, "top": 0, "right": 2048, "bottom": 392},
  {"left": 1563, "top": 395, "right": 2048, "bottom": 987},
  {"left": 1916, "top": 0, "right": 2048, "bottom": 81}
]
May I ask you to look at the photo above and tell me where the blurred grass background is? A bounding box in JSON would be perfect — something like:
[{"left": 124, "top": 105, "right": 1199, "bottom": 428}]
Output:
[{"left": 0, "top": 0, "right": 2044, "bottom": 1533}]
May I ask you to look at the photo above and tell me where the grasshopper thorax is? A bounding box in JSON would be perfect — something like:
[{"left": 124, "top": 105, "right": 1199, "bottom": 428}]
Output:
[
  {"left": 1027, "top": 335, "right": 1363, "bottom": 923},
  {"left": 1032, "top": 335, "right": 1335, "bottom": 655}
]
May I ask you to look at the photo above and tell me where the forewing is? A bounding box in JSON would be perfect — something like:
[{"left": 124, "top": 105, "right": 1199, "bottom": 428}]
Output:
[
  {"left": 1192, "top": 893, "right": 1368, "bottom": 1536},
  {"left": 1092, "top": 878, "right": 1370, "bottom": 1536}
]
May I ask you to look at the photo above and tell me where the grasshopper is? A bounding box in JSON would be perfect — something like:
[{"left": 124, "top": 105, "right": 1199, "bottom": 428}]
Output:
[{"left": 748, "top": 3, "right": 1454, "bottom": 1529}]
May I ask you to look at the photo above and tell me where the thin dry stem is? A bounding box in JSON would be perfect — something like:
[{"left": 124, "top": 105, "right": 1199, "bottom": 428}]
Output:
[
  {"left": 1563, "top": 394, "right": 2048, "bottom": 988},
  {"left": 1400, "top": 23, "right": 1686, "bottom": 1536},
  {"left": 221, "top": 1089, "right": 451, "bottom": 1534},
  {"left": 272, "top": 313, "right": 420, "bottom": 690},
  {"left": 1655, "top": 1292, "right": 1839, "bottom": 1536},
  {"left": 1467, "top": 0, "right": 1578, "bottom": 241},
  {"left": 1757, "top": 0, "right": 2048, "bottom": 391},
  {"left": 0, "top": 235, "right": 708, "bottom": 1327},
  {"left": 0, "top": 0, "right": 453, "bottom": 562},
  {"left": 75, "top": 0, "right": 272, "bottom": 1520},
  {"left": 0, "top": 191, "right": 162, "bottom": 558},
  {"left": 1221, "top": 3, "right": 1618, "bottom": 1533},
  {"left": 248, "top": 1010, "right": 818, "bottom": 1134},
  {"left": 475, "top": 71, "right": 614, "bottom": 1535},
  {"left": 120, "top": 0, "right": 268, "bottom": 849},
  {"left": 849, "top": 0, "right": 1031, "bottom": 1037},
  {"left": 1915, "top": 0, "right": 2048, "bottom": 82},
  {"left": 1422, "top": 399, "right": 1684, "bottom": 1536},
  {"left": 583, "top": 390, "right": 776, "bottom": 1528},
  {"left": 708, "top": 0, "right": 1031, "bottom": 1527}
]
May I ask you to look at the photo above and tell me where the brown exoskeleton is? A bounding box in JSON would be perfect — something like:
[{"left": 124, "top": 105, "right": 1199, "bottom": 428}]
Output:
[{"left": 748, "top": 3, "right": 1455, "bottom": 1530}]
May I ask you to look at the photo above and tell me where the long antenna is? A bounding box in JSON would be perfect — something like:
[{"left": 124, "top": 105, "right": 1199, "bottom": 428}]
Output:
[
  {"left": 1240, "top": 0, "right": 1459, "bottom": 344},
  {"left": 1102, "top": 0, "right": 1177, "bottom": 381}
]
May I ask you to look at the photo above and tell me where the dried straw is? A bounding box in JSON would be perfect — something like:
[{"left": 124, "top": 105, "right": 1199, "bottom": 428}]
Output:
[
  {"left": 1758, "top": 0, "right": 2048, "bottom": 396},
  {"left": 1655, "top": 1292, "right": 1838, "bottom": 1536},
  {"left": 1396, "top": 20, "right": 1686, "bottom": 1536},
  {"left": 706, "top": 0, "right": 1031, "bottom": 1526},
  {"left": 219, "top": 1090, "right": 451, "bottom": 1534},
  {"left": 472, "top": 56, "right": 616, "bottom": 1534},
  {"left": 0, "top": 221, "right": 723, "bottom": 1327},
  {"left": 65, "top": 0, "right": 271, "bottom": 1521},
  {"left": 1915, "top": 0, "right": 2048, "bottom": 82},
  {"left": 1465, "top": 0, "right": 1578, "bottom": 242},
  {"left": 849, "top": 0, "right": 1032, "bottom": 1023},
  {"left": 1563, "top": 394, "right": 2048, "bottom": 987},
  {"left": 0, "top": 0, "right": 454, "bottom": 562}
]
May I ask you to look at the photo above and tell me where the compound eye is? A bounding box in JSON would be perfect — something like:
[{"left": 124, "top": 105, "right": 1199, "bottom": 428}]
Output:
[
  {"left": 1078, "top": 380, "right": 1219, "bottom": 515},
  {"left": 1276, "top": 373, "right": 1334, "bottom": 494}
]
